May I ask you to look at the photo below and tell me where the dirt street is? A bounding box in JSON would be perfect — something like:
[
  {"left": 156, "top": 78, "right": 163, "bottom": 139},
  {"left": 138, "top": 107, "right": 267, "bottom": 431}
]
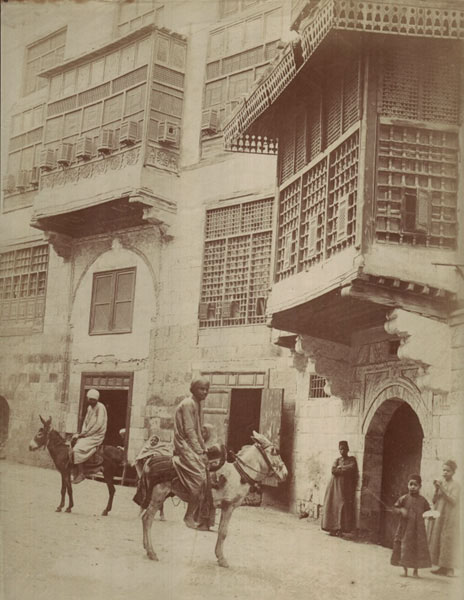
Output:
[{"left": 0, "top": 461, "right": 460, "bottom": 600}]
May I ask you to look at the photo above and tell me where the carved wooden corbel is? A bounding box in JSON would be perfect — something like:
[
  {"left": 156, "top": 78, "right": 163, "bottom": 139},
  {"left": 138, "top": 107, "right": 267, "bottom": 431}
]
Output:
[{"left": 44, "top": 231, "right": 72, "bottom": 260}]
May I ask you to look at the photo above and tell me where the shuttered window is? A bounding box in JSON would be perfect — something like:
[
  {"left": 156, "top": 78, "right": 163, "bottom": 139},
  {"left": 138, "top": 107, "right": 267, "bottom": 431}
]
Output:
[{"left": 89, "top": 268, "right": 136, "bottom": 334}]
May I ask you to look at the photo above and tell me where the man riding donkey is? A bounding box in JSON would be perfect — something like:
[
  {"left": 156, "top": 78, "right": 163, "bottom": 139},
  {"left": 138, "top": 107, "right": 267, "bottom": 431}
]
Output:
[
  {"left": 173, "top": 378, "right": 216, "bottom": 531},
  {"left": 71, "top": 388, "right": 107, "bottom": 484}
]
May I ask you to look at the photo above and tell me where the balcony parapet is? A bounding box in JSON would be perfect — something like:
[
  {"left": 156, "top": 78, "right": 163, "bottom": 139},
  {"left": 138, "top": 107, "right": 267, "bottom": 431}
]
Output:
[{"left": 224, "top": 0, "right": 464, "bottom": 148}]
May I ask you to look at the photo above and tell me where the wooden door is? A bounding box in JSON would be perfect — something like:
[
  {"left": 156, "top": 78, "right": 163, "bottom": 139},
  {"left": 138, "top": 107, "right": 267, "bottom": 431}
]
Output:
[
  {"left": 259, "top": 388, "right": 283, "bottom": 487},
  {"left": 202, "top": 388, "right": 230, "bottom": 446}
]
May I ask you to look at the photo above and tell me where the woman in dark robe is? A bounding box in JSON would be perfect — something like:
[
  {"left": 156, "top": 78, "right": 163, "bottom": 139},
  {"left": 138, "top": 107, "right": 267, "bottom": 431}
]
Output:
[{"left": 321, "top": 441, "right": 358, "bottom": 536}]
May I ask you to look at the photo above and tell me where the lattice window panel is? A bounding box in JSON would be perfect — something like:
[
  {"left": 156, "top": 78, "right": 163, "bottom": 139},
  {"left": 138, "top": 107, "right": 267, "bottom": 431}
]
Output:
[
  {"left": 381, "top": 39, "right": 459, "bottom": 125},
  {"left": 248, "top": 231, "right": 272, "bottom": 324},
  {"left": 48, "top": 96, "right": 77, "bottom": 117},
  {"left": 223, "top": 235, "right": 250, "bottom": 326},
  {"left": 376, "top": 124, "right": 458, "bottom": 249},
  {"left": 78, "top": 83, "right": 111, "bottom": 107},
  {"left": 307, "top": 92, "right": 322, "bottom": 161},
  {"left": 326, "top": 132, "right": 358, "bottom": 257},
  {"left": 201, "top": 198, "right": 273, "bottom": 328},
  {"left": 300, "top": 158, "right": 327, "bottom": 269},
  {"left": 0, "top": 245, "right": 49, "bottom": 329},
  {"left": 112, "top": 66, "right": 148, "bottom": 94},
  {"left": 277, "top": 179, "right": 301, "bottom": 281},
  {"left": 279, "top": 117, "right": 296, "bottom": 184},
  {"left": 309, "top": 374, "right": 328, "bottom": 398},
  {"left": 153, "top": 65, "right": 184, "bottom": 89},
  {"left": 342, "top": 59, "right": 360, "bottom": 131},
  {"left": 324, "top": 78, "right": 343, "bottom": 147}
]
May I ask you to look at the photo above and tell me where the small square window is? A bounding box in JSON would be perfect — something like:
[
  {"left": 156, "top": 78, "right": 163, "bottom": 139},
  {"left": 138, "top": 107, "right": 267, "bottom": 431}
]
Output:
[
  {"left": 89, "top": 268, "right": 136, "bottom": 334},
  {"left": 309, "top": 375, "right": 328, "bottom": 398}
]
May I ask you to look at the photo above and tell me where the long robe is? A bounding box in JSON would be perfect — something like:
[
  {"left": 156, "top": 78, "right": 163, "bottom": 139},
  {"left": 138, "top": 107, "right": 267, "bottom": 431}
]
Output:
[
  {"left": 321, "top": 455, "right": 358, "bottom": 533},
  {"left": 73, "top": 402, "right": 107, "bottom": 464},
  {"left": 172, "top": 395, "right": 207, "bottom": 497},
  {"left": 134, "top": 436, "right": 173, "bottom": 477},
  {"left": 427, "top": 479, "right": 460, "bottom": 569},
  {"left": 390, "top": 493, "right": 431, "bottom": 569}
]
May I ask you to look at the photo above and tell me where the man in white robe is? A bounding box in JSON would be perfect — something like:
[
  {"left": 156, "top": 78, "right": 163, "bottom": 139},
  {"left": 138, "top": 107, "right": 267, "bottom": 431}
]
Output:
[{"left": 72, "top": 388, "right": 107, "bottom": 484}]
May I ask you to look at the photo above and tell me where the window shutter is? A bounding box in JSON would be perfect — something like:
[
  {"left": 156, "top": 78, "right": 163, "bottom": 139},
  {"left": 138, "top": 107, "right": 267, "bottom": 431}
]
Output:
[
  {"left": 256, "top": 297, "right": 266, "bottom": 316},
  {"left": 283, "top": 232, "right": 293, "bottom": 269},
  {"left": 415, "top": 189, "right": 430, "bottom": 232},
  {"left": 222, "top": 301, "right": 232, "bottom": 318},
  {"left": 91, "top": 273, "right": 113, "bottom": 332},
  {"left": 113, "top": 270, "right": 135, "bottom": 331},
  {"left": 198, "top": 302, "right": 210, "bottom": 320},
  {"left": 337, "top": 197, "right": 348, "bottom": 240},
  {"left": 308, "top": 215, "right": 318, "bottom": 256}
]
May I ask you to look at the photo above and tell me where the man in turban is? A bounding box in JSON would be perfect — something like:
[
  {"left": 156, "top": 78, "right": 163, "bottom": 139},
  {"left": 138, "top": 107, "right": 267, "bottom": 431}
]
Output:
[
  {"left": 172, "top": 378, "right": 210, "bottom": 529},
  {"left": 72, "top": 388, "right": 107, "bottom": 484}
]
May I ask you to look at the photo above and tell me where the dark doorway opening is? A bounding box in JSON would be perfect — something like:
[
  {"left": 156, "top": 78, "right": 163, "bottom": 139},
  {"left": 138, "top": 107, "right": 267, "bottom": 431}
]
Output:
[
  {"left": 380, "top": 402, "right": 423, "bottom": 547},
  {"left": 0, "top": 396, "right": 9, "bottom": 456},
  {"left": 227, "top": 389, "right": 261, "bottom": 453}
]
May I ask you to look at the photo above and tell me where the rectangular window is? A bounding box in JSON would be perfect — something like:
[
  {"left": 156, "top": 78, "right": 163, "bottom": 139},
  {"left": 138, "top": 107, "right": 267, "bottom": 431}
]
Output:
[
  {"left": 89, "top": 268, "right": 136, "bottom": 334},
  {"left": 0, "top": 245, "right": 49, "bottom": 333},
  {"left": 24, "top": 29, "right": 66, "bottom": 96},
  {"left": 200, "top": 198, "right": 273, "bottom": 328},
  {"left": 309, "top": 375, "right": 329, "bottom": 398}
]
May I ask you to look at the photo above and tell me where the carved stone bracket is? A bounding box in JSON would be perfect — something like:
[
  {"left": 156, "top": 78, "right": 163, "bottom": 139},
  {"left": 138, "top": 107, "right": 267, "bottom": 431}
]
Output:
[
  {"left": 294, "top": 334, "right": 352, "bottom": 400},
  {"left": 44, "top": 231, "right": 73, "bottom": 260},
  {"left": 141, "top": 205, "right": 174, "bottom": 241},
  {"left": 384, "top": 308, "right": 451, "bottom": 393}
]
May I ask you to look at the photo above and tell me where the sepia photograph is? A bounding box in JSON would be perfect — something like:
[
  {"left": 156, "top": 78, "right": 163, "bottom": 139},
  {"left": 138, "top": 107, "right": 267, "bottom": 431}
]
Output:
[{"left": 0, "top": 0, "right": 463, "bottom": 599}]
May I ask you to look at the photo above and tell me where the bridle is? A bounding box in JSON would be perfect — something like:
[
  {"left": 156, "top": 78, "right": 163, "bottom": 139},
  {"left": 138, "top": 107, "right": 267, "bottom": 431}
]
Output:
[
  {"left": 35, "top": 425, "right": 51, "bottom": 450},
  {"left": 232, "top": 441, "right": 281, "bottom": 486}
]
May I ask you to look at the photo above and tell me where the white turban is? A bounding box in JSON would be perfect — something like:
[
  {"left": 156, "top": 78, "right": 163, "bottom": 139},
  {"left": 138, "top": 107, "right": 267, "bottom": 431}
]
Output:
[{"left": 86, "top": 388, "right": 100, "bottom": 400}]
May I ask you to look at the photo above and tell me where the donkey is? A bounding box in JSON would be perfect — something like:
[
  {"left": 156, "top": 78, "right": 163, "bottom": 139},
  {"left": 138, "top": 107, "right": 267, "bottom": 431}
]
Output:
[
  {"left": 140, "top": 431, "right": 288, "bottom": 567},
  {"left": 29, "top": 416, "right": 124, "bottom": 515}
]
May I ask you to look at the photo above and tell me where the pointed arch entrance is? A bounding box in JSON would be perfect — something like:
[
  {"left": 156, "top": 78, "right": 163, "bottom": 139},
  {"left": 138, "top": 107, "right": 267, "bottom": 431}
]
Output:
[{"left": 362, "top": 394, "right": 424, "bottom": 547}]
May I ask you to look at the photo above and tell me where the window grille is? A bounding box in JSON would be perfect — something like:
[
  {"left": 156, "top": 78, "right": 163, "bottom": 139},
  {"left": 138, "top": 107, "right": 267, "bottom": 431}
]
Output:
[
  {"left": 200, "top": 198, "right": 273, "bottom": 328},
  {"left": 300, "top": 159, "right": 327, "bottom": 269},
  {"left": 309, "top": 375, "right": 328, "bottom": 398},
  {"left": 117, "top": 0, "right": 163, "bottom": 37},
  {"left": 6, "top": 105, "right": 45, "bottom": 196},
  {"left": 326, "top": 132, "right": 358, "bottom": 257},
  {"left": 24, "top": 29, "right": 66, "bottom": 96},
  {"left": 376, "top": 124, "right": 458, "bottom": 248},
  {"left": 89, "top": 268, "right": 136, "bottom": 335},
  {"left": 0, "top": 245, "right": 49, "bottom": 332},
  {"left": 153, "top": 64, "right": 185, "bottom": 88},
  {"left": 381, "top": 39, "right": 459, "bottom": 125},
  {"left": 276, "top": 180, "right": 300, "bottom": 280},
  {"left": 276, "top": 131, "right": 360, "bottom": 281}
]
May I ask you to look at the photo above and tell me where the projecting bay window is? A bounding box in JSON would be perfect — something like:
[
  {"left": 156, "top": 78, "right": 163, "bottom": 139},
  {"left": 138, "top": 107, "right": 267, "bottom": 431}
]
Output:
[
  {"left": 117, "top": 0, "right": 164, "bottom": 37},
  {"left": 24, "top": 29, "right": 66, "bottom": 96},
  {"left": 89, "top": 268, "right": 136, "bottom": 335},
  {"left": 203, "top": 5, "right": 283, "bottom": 134},
  {"left": 0, "top": 245, "right": 49, "bottom": 333},
  {"left": 199, "top": 198, "right": 273, "bottom": 328}
]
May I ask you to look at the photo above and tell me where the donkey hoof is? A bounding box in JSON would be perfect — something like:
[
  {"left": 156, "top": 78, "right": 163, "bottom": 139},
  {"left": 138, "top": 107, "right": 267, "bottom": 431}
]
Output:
[
  {"left": 218, "top": 558, "right": 229, "bottom": 568},
  {"left": 147, "top": 551, "right": 159, "bottom": 561},
  {"left": 159, "top": 515, "right": 166, "bottom": 522},
  {"left": 65, "top": 508, "right": 72, "bottom": 513},
  {"left": 55, "top": 507, "right": 62, "bottom": 512},
  {"left": 102, "top": 510, "right": 109, "bottom": 516}
]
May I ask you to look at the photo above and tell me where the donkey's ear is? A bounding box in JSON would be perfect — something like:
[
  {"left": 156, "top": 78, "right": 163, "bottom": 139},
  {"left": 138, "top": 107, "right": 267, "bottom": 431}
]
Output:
[{"left": 39, "top": 415, "right": 46, "bottom": 425}]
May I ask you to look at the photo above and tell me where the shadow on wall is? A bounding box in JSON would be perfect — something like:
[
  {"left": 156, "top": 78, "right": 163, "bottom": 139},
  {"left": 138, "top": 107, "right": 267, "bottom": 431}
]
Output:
[
  {"left": 299, "top": 453, "right": 325, "bottom": 519},
  {"left": 0, "top": 396, "right": 10, "bottom": 459}
]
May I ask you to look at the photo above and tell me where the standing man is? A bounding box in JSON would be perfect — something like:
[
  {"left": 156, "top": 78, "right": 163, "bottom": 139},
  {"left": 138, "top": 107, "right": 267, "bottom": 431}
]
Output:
[
  {"left": 172, "top": 378, "right": 209, "bottom": 529},
  {"left": 321, "top": 440, "right": 358, "bottom": 537},
  {"left": 72, "top": 388, "right": 107, "bottom": 484}
]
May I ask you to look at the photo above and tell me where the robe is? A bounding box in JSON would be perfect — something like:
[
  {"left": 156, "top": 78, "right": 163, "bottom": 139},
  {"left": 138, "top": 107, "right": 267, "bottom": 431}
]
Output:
[
  {"left": 321, "top": 455, "right": 358, "bottom": 533},
  {"left": 73, "top": 402, "right": 107, "bottom": 465},
  {"left": 172, "top": 395, "right": 207, "bottom": 497},
  {"left": 134, "top": 435, "right": 173, "bottom": 477},
  {"left": 427, "top": 479, "right": 461, "bottom": 569},
  {"left": 390, "top": 493, "right": 431, "bottom": 569}
]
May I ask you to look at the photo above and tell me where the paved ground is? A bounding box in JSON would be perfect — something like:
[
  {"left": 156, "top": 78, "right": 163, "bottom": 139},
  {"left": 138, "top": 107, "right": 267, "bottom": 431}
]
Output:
[{"left": 0, "top": 460, "right": 460, "bottom": 600}]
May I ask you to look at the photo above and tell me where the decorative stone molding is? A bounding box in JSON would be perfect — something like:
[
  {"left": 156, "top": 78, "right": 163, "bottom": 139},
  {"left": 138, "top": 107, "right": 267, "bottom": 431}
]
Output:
[
  {"left": 145, "top": 146, "right": 179, "bottom": 173},
  {"left": 44, "top": 231, "right": 72, "bottom": 260},
  {"left": 294, "top": 334, "right": 351, "bottom": 399},
  {"left": 384, "top": 308, "right": 451, "bottom": 393},
  {"left": 40, "top": 148, "right": 141, "bottom": 190}
]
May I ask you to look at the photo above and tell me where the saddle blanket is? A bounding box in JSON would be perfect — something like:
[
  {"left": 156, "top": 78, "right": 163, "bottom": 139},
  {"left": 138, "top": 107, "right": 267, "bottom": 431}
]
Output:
[{"left": 133, "top": 456, "right": 178, "bottom": 508}]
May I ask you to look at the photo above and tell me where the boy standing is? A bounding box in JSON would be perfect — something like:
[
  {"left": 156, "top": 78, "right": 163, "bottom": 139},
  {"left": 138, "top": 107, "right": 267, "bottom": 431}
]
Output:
[{"left": 390, "top": 473, "right": 432, "bottom": 577}]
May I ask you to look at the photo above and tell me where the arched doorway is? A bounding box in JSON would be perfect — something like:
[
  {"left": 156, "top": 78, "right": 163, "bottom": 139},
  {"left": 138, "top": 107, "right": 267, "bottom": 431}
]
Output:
[{"left": 362, "top": 398, "right": 423, "bottom": 547}]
